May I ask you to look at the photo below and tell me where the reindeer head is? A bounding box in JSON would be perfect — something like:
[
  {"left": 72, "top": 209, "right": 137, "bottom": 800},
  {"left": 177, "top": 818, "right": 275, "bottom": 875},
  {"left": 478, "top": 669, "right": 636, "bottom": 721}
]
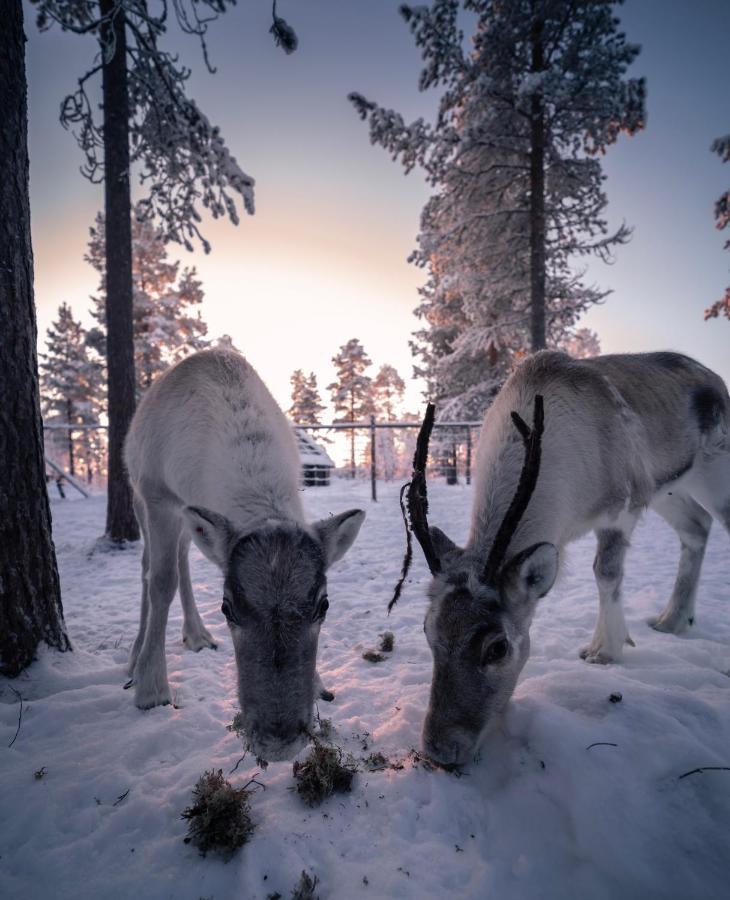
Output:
[
  {"left": 184, "top": 507, "right": 365, "bottom": 762},
  {"left": 395, "top": 399, "right": 557, "bottom": 767}
]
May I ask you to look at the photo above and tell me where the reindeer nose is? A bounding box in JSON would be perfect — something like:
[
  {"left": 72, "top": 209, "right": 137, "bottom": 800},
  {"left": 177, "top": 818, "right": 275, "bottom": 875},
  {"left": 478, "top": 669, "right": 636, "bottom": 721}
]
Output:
[
  {"left": 267, "top": 720, "right": 308, "bottom": 745},
  {"left": 267, "top": 721, "right": 294, "bottom": 742}
]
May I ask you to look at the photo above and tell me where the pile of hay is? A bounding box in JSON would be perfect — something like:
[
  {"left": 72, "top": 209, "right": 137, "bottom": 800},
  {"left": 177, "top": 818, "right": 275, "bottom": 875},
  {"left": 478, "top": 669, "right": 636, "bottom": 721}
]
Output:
[
  {"left": 292, "top": 745, "right": 358, "bottom": 807},
  {"left": 181, "top": 769, "right": 255, "bottom": 858}
]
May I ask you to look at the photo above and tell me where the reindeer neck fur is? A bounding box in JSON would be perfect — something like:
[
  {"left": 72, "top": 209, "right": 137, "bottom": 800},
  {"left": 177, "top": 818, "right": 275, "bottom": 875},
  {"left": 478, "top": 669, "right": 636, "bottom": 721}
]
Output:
[
  {"left": 465, "top": 351, "right": 710, "bottom": 562},
  {"left": 125, "top": 349, "right": 305, "bottom": 534}
]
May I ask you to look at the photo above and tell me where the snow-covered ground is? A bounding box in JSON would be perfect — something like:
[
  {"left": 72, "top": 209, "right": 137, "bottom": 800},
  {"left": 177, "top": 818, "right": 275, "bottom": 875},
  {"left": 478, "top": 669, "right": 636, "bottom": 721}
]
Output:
[{"left": 2, "top": 480, "right": 729, "bottom": 900}]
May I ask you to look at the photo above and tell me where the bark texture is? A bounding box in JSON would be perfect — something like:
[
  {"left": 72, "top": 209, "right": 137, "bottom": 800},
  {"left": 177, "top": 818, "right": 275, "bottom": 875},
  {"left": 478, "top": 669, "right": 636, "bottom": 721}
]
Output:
[
  {"left": 101, "top": 0, "right": 139, "bottom": 542},
  {"left": 529, "top": 17, "right": 546, "bottom": 352},
  {"left": 0, "top": 0, "right": 71, "bottom": 675}
]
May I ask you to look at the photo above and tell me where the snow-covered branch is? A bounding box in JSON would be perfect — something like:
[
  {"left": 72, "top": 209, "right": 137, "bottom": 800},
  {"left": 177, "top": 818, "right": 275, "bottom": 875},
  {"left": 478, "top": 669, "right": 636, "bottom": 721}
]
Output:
[{"left": 36, "top": 0, "right": 255, "bottom": 253}]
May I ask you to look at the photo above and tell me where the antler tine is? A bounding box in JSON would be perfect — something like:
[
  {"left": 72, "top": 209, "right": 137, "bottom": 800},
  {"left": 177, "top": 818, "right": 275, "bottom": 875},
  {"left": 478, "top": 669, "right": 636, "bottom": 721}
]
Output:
[
  {"left": 389, "top": 403, "right": 441, "bottom": 612},
  {"left": 483, "top": 395, "right": 545, "bottom": 585},
  {"left": 408, "top": 403, "right": 442, "bottom": 574}
]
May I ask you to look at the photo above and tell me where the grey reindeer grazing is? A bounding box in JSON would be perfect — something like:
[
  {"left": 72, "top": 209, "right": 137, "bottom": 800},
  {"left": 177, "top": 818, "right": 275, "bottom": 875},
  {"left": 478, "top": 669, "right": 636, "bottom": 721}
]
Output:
[
  {"left": 397, "top": 350, "right": 730, "bottom": 767},
  {"left": 124, "top": 349, "right": 365, "bottom": 761}
]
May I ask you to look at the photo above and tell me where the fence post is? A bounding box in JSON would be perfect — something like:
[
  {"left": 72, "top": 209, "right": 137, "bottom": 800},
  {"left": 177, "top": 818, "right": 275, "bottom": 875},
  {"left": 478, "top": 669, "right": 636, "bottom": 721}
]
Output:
[
  {"left": 370, "top": 415, "right": 377, "bottom": 502},
  {"left": 466, "top": 426, "right": 472, "bottom": 485}
]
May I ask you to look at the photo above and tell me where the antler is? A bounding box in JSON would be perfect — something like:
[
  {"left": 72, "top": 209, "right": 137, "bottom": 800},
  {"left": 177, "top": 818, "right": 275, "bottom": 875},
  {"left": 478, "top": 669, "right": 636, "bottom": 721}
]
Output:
[
  {"left": 389, "top": 403, "right": 441, "bottom": 612},
  {"left": 482, "top": 395, "right": 545, "bottom": 585}
]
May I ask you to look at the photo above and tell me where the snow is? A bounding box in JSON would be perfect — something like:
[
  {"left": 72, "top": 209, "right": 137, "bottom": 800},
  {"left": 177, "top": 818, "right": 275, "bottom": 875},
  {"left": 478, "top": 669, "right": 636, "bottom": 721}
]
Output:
[{"left": 2, "top": 480, "right": 729, "bottom": 899}]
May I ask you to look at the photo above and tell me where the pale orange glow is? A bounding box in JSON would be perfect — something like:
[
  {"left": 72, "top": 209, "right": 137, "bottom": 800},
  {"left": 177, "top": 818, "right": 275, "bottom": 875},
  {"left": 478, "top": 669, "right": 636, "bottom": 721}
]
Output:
[{"left": 33, "top": 187, "right": 430, "bottom": 418}]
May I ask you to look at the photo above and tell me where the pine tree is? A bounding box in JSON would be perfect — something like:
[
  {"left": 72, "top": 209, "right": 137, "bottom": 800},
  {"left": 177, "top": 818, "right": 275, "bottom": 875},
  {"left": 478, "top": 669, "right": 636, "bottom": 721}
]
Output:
[
  {"left": 705, "top": 135, "right": 730, "bottom": 321},
  {"left": 32, "top": 1, "right": 296, "bottom": 541},
  {"left": 328, "top": 339, "right": 373, "bottom": 477},
  {"left": 351, "top": 0, "right": 644, "bottom": 418},
  {"left": 0, "top": 0, "right": 70, "bottom": 675},
  {"left": 372, "top": 364, "right": 405, "bottom": 421},
  {"left": 371, "top": 364, "right": 406, "bottom": 480},
  {"left": 559, "top": 327, "right": 601, "bottom": 359},
  {"left": 289, "top": 370, "right": 326, "bottom": 424},
  {"left": 40, "top": 302, "right": 103, "bottom": 478},
  {"left": 86, "top": 207, "right": 209, "bottom": 396}
]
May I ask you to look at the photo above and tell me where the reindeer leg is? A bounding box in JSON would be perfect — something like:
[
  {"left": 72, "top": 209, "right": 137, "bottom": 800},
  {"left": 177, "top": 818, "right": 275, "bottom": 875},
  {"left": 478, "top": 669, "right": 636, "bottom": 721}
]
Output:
[
  {"left": 581, "top": 517, "right": 637, "bottom": 664},
  {"left": 127, "top": 492, "right": 150, "bottom": 679},
  {"left": 649, "top": 492, "right": 711, "bottom": 633},
  {"left": 133, "top": 501, "right": 181, "bottom": 709},
  {"left": 179, "top": 531, "right": 218, "bottom": 652}
]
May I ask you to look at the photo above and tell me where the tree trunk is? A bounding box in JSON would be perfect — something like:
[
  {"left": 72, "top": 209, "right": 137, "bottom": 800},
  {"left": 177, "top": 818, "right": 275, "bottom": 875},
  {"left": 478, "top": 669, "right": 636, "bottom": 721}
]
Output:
[
  {"left": 101, "top": 0, "right": 139, "bottom": 542},
  {"left": 0, "top": 0, "right": 71, "bottom": 675},
  {"left": 529, "top": 16, "right": 546, "bottom": 352},
  {"left": 349, "top": 391, "right": 356, "bottom": 478},
  {"left": 66, "top": 398, "right": 75, "bottom": 475}
]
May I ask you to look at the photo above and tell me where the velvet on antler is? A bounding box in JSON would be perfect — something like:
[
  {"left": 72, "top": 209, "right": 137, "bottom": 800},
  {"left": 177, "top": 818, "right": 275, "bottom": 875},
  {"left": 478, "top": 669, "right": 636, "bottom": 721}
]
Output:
[
  {"left": 482, "top": 395, "right": 545, "bottom": 585},
  {"left": 389, "top": 403, "right": 441, "bottom": 612}
]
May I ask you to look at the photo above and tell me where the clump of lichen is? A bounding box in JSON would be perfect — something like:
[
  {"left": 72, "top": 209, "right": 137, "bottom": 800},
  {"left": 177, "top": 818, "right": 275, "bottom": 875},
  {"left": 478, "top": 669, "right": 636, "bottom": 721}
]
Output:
[
  {"left": 378, "top": 631, "right": 395, "bottom": 653},
  {"left": 315, "top": 716, "right": 334, "bottom": 741},
  {"left": 181, "top": 769, "right": 255, "bottom": 858},
  {"left": 292, "top": 745, "right": 358, "bottom": 807},
  {"left": 365, "top": 751, "right": 388, "bottom": 771},
  {"left": 290, "top": 870, "right": 320, "bottom": 900},
  {"left": 227, "top": 711, "right": 246, "bottom": 738},
  {"left": 227, "top": 711, "right": 269, "bottom": 769}
]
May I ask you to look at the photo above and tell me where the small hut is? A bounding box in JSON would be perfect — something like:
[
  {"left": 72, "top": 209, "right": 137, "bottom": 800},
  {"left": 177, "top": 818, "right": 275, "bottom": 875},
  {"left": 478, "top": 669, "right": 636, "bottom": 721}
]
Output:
[{"left": 294, "top": 430, "right": 335, "bottom": 486}]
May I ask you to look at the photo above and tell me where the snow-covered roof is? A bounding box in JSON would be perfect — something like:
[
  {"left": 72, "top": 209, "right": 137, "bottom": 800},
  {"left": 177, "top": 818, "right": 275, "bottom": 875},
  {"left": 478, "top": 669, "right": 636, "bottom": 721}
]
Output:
[{"left": 293, "top": 428, "right": 335, "bottom": 467}]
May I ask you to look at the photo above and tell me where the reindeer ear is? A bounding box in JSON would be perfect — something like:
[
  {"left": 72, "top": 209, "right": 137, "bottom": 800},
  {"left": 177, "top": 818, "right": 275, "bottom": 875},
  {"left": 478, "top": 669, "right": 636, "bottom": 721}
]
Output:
[
  {"left": 428, "top": 526, "right": 461, "bottom": 563},
  {"left": 313, "top": 509, "right": 366, "bottom": 568},
  {"left": 183, "top": 506, "right": 235, "bottom": 569},
  {"left": 501, "top": 542, "right": 558, "bottom": 603}
]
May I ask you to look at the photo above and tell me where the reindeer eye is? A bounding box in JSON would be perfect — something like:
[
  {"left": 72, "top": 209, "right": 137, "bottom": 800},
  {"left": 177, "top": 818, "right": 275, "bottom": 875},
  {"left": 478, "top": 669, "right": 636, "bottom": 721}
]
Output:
[
  {"left": 481, "top": 636, "right": 509, "bottom": 666},
  {"left": 222, "top": 593, "right": 247, "bottom": 625},
  {"left": 314, "top": 595, "right": 329, "bottom": 621}
]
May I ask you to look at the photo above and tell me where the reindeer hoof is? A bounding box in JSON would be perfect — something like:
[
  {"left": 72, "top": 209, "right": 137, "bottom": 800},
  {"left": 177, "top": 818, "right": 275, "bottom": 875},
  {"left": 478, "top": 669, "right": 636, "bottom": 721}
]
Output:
[
  {"left": 182, "top": 629, "right": 218, "bottom": 652},
  {"left": 579, "top": 646, "right": 617, "bottom": 665},
  {"left": 648, "top": 613, "right": 690, "bottom": 635},
  {"left": 319, "top": 688, "right": 335, "bottom": 702},
  {"left": 134, "top": 682, "right": 172, "bottom": 710}
]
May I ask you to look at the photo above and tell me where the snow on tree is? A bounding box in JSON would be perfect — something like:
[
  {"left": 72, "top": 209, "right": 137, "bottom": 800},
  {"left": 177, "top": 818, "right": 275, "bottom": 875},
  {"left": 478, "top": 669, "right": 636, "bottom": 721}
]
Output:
[
  {"left": 32, "top": 0, "right": 261, "bottom": 252},
  {"left": 372, "top": 364, "right": 406, "bottom": 481},
  {"left": 40, "top": 302, "right": 104, "bottom": 479},
  {"left": 559, "top": 327, "right": 601, "bottom": 359},
  {"left": 0, "top": 0, "right": 70, "bottom": 675},
  {"left": 86, "top": 207, "right": 209, "bottom": 395},
  {"left": 350, "top": 0, "right": 644, "bottom": 419},
  {"left": 395, "top": 411, "right": 421, "bottom": 479},
  {"left": 705, "top": 135, "right": 730, "bottom": 321},
  {"left": 328, "top": 340, "right": 374, "bottom": 422},
  {"left": 372, "top": 364, "right": 406, "bottom": 421},
  {"left": 289, "top": 370, "right": 326, "bottom": 424},
  {"left": 327, "top": 339, "right": 374, "bottom": 478},
  {"left": 31, "top": 0, "right": 297, "bottom": 541}
]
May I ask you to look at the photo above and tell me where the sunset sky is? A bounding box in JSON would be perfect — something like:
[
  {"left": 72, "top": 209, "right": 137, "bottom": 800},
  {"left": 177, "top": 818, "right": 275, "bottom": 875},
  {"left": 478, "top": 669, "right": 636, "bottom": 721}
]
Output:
[{"left": 25, "top": 0, "right": 730, "bottom": 416}]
